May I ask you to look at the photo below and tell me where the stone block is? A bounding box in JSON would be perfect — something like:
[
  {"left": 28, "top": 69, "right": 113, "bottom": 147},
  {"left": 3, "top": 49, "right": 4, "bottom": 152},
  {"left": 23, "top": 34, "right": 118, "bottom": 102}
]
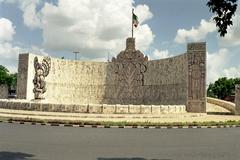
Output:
[
  {"left": 151, "top": 105, "right": 160, "bottom": 114},
  {"left": 41, "top": 103, "right": 51, "bottom": 112},
  {"left": 168, "top": 105, "right": 176, "bottom": 113},
  {"left": 33, "top": 102, "right": 42, "bottom": 111},
  {"left": 0, "top": 101, "right": 8, "bottom": 108},
  {"left": 116, "top": 104, "right": 129, "bottom": 114},
  {"left": 160, "top": 105, "right": 169, "bottom": 114},
  {"left": 0, "top": 84, "right": 8, "bottom": 99},
  {"left": 27, "top": 102, "right": 36, "bottom": 111},
  {"left": 180, "top": 105, "right": 187, "bottom": 113},
  {"left": 7, "top": 101, "right": 14, "bottom": 109},
  {"left": 60, "top": 104, "right": 72, "bottom": 112},
  {"left": 102, "top": 104, "right": 115, "bottom": 114},
  {"left": 140, "top": 105, "right": 151, "bottom": 114},
  {"left": 129, "top": 105, "right": 141, "bottom": 114},
  {"left": 88, "top": 104, "right": 102, "bottom": 113},
  {"left": 74, "top": 104, "right": 88, "bottom": 113},
  {"left": 49, "top": 103, "right": 59, "bottom": 112},
  {"left": 187, "top": 42, "right": 206, "bottom": 113}
]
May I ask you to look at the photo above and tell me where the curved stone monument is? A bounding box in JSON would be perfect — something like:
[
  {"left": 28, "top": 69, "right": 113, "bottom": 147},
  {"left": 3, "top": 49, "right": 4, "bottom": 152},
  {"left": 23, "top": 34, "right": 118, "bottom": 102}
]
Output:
[{"left": 16, "top": 38, "right": 206, "bottom": 113}]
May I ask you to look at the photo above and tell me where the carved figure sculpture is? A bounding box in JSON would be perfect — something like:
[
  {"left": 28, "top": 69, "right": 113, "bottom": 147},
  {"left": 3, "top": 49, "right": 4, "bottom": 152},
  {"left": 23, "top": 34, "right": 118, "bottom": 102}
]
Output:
[{"left": 33, "top": 56, "right": 51, "bottom": 99}]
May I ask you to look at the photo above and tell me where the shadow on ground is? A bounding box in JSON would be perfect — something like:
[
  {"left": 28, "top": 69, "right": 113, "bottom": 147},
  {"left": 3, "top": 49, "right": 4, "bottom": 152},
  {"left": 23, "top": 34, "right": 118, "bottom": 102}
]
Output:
[
  {"left": 0, "top": 151, "right": 36, "bottom": 160},
  {"left": 97, "top": 158, "right": 172, "bottom": 160},
  {"left": 207, "top": 112, "right": 234, "bottom": 115}
]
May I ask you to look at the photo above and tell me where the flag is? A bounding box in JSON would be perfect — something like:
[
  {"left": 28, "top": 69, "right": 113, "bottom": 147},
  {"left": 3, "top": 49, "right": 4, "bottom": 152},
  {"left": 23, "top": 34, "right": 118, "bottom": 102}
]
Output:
[{"left": 132, "top": 12, "right": 139, "bottom": 27}]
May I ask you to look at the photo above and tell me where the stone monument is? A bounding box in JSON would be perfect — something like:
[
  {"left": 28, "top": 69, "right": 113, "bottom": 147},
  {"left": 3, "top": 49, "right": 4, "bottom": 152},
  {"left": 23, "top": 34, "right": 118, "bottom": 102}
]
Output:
[
  {"left": 0, "top": 84, "right": 8, "bottom": 99},
  {"left": 235, "top": 84, "right": 240, "bottom": 114},
  {"left": 16, "top": 38, "right": 207, "bottom": 113},
  {"left": 187, "top": 43, "right": 206, "bottom": 112},
  {"left": 112, "top": 38, "right": 148, "bottom": 104},
  {"left": 33, "top": 56, "right": 51, "bottom": 99}
]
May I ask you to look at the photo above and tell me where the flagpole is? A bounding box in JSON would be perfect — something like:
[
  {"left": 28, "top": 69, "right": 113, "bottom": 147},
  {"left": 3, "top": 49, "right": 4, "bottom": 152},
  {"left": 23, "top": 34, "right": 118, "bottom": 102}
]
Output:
[{"left": 132, "top": 8, "right": 134, "bottom": 38}]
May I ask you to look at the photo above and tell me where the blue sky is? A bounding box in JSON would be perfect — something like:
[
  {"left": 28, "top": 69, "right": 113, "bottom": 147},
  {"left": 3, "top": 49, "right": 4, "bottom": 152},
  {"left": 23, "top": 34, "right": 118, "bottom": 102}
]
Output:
[{"left": 0, "top": 0, "right": 239, "bottom": 84}]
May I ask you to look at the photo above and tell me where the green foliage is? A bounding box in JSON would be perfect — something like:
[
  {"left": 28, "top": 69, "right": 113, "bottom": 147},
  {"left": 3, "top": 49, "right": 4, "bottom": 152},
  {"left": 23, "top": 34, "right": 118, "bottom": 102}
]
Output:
[
  {"left": 207, "top": 77, "right": 240, "bottom": 99},
  {"left": 207, "top": 0, "right": 238, "bottom": 37},
  {"left": 0, "top": 65, "right": 10, "bottom": 85},
  {"left": 0, "top": 65, "right": 17, "bottom": 89}
]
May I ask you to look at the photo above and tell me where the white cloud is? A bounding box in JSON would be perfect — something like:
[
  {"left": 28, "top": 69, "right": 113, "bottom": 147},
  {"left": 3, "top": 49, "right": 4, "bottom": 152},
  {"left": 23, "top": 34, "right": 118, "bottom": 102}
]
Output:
[
  {"left": 0, "top": 18, "right": 15, "bottom": 42},
  {"left": 1, "top": 0, "right": 153, "bottom": 59},
  {"left": 175, "top": 19, "right": 216, "bottom": 44},
  {"left": 134, "top": 4, "right": 153, "bottom": 24},
  {"left": 219, "top": 7, "right": 240, "bottom": 47},
  {"left": 0, "top": 42, "right": 20, "bottom": 59},
  {"left": 1, "top": 0, "right": 155, "bottom": 59},
  {"left": 0, "top": 0, "right": 42, "bottom": 29},
  {"left": 0, "top": 18, "right": 19, "bottom": 60},
  {"left": 39, "top": 0, "right": 154, "bottom": 59},
  {"left": 207, "top": 48, "right": 230, "bottom": 83},
  {"left": 151, "top": 49, "right": 173, "bottom": 60},
  {"left": 0, "top": 18, "right": 46, "bottom": 72},
  {"left": 223, "top": 66, "right": 240, "bottom": 78},
  {"left": 20, "top": 0, "right": 42, "bottom": 29}
]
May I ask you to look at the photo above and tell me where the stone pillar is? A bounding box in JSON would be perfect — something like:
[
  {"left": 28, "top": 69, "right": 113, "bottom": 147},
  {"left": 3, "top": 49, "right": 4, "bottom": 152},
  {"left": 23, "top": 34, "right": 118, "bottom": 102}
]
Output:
[
  {"left": 17, "top": 54, "right": 29, "bottom": 99},
  {"left": 235, "top": 85, "right": 240, "bottom": 114},
  {"left": 187, "top": 42, "right": 206, "bottom": 113},
  {"left": 0, "top": 84, "right": 8, "bottom": 99}
]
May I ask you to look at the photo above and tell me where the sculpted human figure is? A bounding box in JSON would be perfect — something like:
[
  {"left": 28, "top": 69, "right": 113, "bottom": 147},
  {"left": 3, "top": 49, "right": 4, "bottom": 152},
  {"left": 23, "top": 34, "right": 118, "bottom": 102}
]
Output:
[{"left": 33, "top": 56, "right": 51, "bottom": 99}]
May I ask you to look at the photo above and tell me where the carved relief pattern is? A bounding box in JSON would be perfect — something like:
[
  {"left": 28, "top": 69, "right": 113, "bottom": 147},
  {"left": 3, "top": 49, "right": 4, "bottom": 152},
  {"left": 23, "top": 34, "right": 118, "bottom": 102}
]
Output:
[
  {"left": 188, "top": 50, "right": 205, "bottom": 101},
  {"left": 187, "top": 43, "right": 206, "bottom": 51},
  {"left": 112, "top": 38, "right": 148, "bottom": 103},
  {"left": 33, "top": 56, "right": 51, "bottom": 99}
]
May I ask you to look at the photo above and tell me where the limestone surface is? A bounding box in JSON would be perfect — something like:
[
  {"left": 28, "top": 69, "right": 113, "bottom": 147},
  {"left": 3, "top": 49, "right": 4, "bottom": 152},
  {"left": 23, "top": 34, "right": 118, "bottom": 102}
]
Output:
[
  {"left": 16, "top": 38, "right": 206, "bottom": 113},
  {"left": 0, "top": 85, "right": 8, "bottom": 99},
  {"left": 236, "top": 85, "right": 240, "bottom": 114}
]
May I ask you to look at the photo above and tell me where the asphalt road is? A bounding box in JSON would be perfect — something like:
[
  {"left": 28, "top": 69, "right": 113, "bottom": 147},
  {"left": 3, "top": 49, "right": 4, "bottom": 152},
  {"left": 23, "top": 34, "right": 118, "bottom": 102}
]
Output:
[{"left": 0, "top": 123, "right": 240, "bottom": 160}]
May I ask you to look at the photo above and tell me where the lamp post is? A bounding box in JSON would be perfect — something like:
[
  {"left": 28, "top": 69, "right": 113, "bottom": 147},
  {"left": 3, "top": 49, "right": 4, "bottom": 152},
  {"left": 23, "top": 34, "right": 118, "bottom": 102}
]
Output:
[{"left": 73, "top": 51, "right": 79, "bottom": 60}]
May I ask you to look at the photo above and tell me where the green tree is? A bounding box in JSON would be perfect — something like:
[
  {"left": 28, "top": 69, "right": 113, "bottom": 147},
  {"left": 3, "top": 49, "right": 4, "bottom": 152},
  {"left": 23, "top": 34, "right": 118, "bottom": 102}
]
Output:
[
  {"left": 207, "top": 77, "right": 240, "bottom": 99},
  {"left": 0, "top": 65, "right": 17, "bottom": 89},
  {"left": 0, "top": 65, "right": 10, "bottom": 85},
  {"left": 207, "top": 0, "right": 238, "bottom": 37}
]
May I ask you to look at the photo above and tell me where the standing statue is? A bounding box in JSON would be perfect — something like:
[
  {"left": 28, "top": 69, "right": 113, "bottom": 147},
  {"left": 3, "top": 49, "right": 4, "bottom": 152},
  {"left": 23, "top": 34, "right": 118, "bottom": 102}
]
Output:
[{"left": 33, "top": 56, "right": 51, "bottom": 99}]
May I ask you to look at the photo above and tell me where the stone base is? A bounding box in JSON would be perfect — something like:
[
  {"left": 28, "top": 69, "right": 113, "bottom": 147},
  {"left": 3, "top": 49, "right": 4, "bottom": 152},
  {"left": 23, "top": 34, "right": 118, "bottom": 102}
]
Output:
[
  {"left": 0, "top": 99, "right": 186, "bottom": 114},
  {"left": 187, "top": 101, "right": 206, "bottom": 113}
]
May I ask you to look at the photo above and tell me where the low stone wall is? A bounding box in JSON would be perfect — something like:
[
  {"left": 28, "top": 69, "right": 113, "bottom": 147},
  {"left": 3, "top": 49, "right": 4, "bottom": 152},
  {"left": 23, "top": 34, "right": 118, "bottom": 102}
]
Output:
[
  {"left": 235, "top": 85, "right": 240, "bottom": 115},
  {"left": 207, "top": 97, "right": 236, "bottom": 114},
  {"left": 0, "top": 99, "right": 186, "bottom": 114},
  {"left": 0, "top": 85, "right": 8, "bottom": 99}
]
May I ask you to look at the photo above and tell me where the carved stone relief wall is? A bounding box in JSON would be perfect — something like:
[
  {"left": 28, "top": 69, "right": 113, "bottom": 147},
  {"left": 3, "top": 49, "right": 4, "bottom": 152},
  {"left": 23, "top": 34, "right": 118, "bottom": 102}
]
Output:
[
  {"left": 187, "top": 43, "right": 206, "bottom": 112},
  {"left": 236, "top": 85, "right": 240, "bottom": 114},
  {"left": 17, "top": 38, "right": 206, "bottom": 113},
  {"left": 111, "top": 38, "right": 148, "bottom": 104}
]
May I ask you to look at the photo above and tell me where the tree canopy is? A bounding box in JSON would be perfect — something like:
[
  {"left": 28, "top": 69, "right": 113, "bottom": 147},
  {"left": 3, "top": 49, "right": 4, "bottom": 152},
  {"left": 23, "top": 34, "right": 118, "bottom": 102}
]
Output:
[
  {"left": 0, "top": 65, "right": 17, "bottom": 89},
  {"left": 207, "top": 77, "right": 240, "bottom": 99},
  {"left": 207, "top": 0, "right": 238, "bottom": 37}
]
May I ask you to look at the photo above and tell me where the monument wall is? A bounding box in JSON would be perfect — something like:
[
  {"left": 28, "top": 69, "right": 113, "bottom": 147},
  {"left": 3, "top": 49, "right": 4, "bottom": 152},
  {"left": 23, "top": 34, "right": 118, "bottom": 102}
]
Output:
[
  {"left": 0, "top": 84, "right": 8, "bottom": 99},
  {"left": 142, "top": 54, "right": 188, "bottom": 105},
  {"left": 236, "top": 85, "right": 240, "bottom": 114},
  {"left": 16, "top": 38, "right": 206, "bottom": 112},
  {"left": 16, "top": 54, "right": 187, "bottom": 105}
]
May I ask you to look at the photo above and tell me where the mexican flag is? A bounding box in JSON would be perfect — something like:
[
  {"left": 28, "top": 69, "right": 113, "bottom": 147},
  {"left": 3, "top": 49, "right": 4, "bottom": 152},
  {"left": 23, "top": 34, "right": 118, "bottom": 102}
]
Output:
[{"left": 132, "top": 12, "right": 139, "bottom": 27}]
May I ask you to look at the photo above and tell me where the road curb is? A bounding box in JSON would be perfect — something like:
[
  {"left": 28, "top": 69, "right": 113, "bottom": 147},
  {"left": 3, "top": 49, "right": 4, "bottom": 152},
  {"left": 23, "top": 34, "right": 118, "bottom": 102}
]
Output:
[{"left": 1, "top": 120, "right": 240, "bottom": 129}]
